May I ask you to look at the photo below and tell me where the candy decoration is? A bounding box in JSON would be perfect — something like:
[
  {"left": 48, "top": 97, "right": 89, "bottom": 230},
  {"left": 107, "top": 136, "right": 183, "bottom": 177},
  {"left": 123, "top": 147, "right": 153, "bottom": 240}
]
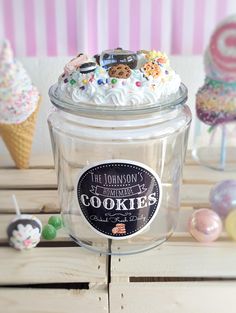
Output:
[
  {"left": 100, "top": 49, "right": 138, "bottom": 69},
  {"left": 136, "top": 81, "right": 142, "bottom": 87},
  {"left": 64, "top": 54, "right": 89, "bottom": 74},
  {"left": 48, "top": 216, "right": 62, "bottom": 230},
  {"left": 108, "top": 64, "right": 131, "bottom": 79},
  {"left": 42, "top": 224, "right": 57, "bottom": 240},
  {"left": 80, "top": 62, "right": 97, "bottom": 74},
  {"left": 225, "top": 210, "right": 236, "bottom": 240},
  {"left": 210, "top": 19, "right": 236, "bottom": 78},
  {"left": 7, "top": 195, "right": 42, "bottom": 250},
  {"left": 142, "top": 61, "right": 161, "bottom": 79},
  {"left": 209, "top": 180, "right": 236, "bottom": 218},
  {"left": 188, "top": 208, "right": 222, "bottom": 242}
]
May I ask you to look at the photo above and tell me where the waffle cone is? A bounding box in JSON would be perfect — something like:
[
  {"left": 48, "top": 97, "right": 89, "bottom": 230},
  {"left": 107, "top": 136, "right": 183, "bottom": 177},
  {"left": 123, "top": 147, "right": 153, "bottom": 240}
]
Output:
[{"left": 0, "top": 101, "right": 40, "bottom": 169}]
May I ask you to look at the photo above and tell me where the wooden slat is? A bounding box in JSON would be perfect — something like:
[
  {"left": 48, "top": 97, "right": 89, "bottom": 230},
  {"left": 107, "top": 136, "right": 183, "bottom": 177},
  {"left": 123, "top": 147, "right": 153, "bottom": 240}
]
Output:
[
  {"left": 0, "top": 169, "right": 57, "bottom": 189},
  {"left": 181, "top": 184, "right": 211, "bottom": 207},
  {"left": 0, "top": 190, "right": 59, "bottom": 213},
  {"left": 111, "top": 241, "right": 236, "bottom": 281},
  {"left": 110, "top": 282, "right": 236, "bottom": 313},
  {"left": 0, "top": 247, "right": 107, "bottom": 285},
  {"left": 0, "top": 163, "right": 231, "bottom": 190},
  {"left": 0, "top": 286, "right": 108, "bottom": 313},
  {"left": 183, "top": 165, "right": 236, "bottom": 184}
]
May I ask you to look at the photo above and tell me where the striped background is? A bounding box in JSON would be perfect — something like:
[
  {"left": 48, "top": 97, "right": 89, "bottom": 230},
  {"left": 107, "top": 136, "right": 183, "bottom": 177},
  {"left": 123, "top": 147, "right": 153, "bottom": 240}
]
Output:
[{"left": 0, "top": 0, "right": 235, "bottom": 57}]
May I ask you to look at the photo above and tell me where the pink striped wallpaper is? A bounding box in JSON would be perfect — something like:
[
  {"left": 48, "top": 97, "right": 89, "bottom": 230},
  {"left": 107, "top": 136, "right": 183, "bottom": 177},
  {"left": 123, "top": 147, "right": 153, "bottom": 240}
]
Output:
[{"left": 0, "top": 0, "right": 235, "bottom": 57}]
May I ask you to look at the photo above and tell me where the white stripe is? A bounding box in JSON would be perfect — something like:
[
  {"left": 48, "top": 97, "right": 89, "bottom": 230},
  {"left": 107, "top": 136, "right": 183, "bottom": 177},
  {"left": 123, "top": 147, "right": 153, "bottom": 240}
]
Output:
[
  {"left": 140, "top": 0, "right": 151, "bottom": 50},
  {"left": 12, "top": 0, "right": 26, "bottom": 56},
  {"left": 77, "top": 0, "right": 87, "bottom": 52},
  {"left": 161, "top": 0, "right": 172, "bottom": 53},
  {"left": 55, "top": 0, "right": 67, "bottom": 56},
  {"left": 226, "top": 0, "right": 236, "bottom": 16},
  {"left": 35, "top": 0, "right": 47, "bottom": 56},
  {"left": 203, "top": 0, "right": 217, "bottom": 51},
  {"left": 182, "top": 0, "right": 195, "bottom": 54},
  {"left": 97, "top": 0, "right": 108, "bottom": 52},
  {"left": 119, "top": 0, "right": 130, "bottom": 50}
]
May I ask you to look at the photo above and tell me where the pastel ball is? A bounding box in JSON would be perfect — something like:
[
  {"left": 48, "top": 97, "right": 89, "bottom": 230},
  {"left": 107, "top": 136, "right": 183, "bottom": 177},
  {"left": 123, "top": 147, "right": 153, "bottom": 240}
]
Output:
[
  {"left": 189, "top": 208, "right": 222, "bottom": 242},
  {"left": 209, "top": 180, "right": 236, "bottom": 218},
  {"left": 225, "top": 210, "right": 236, "bottom": 240}
]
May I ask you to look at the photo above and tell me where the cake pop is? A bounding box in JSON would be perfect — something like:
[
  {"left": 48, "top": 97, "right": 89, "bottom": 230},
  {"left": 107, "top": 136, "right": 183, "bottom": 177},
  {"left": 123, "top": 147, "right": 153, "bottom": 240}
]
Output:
[{"left": 7, "top": 195, "right": 42, "bottom": 250}]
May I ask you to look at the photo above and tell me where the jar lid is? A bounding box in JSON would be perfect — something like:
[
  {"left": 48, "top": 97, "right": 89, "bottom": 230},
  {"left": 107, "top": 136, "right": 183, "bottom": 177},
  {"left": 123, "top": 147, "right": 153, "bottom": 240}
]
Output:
[{"left": 49, "top": 83, "right": 188, "bottom": 116}]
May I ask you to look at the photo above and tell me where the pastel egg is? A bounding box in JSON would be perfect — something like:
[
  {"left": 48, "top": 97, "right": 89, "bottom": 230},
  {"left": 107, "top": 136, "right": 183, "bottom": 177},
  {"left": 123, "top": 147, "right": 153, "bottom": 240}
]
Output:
[
  {"left": 225, "top": 210, "right": 236, "bottom": 240},
  {"left": 188, "top": 208, "right": 222, "bottom": 242},
  {"left": 209, "top": 180, "right": 236, "bottom": 218}
]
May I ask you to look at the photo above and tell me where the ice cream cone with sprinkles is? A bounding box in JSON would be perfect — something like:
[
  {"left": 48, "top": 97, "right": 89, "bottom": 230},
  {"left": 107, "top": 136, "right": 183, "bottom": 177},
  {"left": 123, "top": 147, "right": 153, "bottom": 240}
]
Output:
[{"left": 0, "top": 40, "right": 40, "bottom": 169}]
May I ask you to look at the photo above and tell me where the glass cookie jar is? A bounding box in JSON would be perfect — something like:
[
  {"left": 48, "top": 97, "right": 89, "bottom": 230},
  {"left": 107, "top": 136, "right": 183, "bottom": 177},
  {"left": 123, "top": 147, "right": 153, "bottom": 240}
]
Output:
[{"left": 48, "top": 83, "right": 191, "bottom": 255}]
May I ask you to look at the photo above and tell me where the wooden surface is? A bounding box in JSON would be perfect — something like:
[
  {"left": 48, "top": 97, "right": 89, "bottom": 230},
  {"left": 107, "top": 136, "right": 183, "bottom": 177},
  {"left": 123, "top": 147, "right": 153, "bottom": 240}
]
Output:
[{"left": 0, "top": 155, "right": 236, "bottom": 312}]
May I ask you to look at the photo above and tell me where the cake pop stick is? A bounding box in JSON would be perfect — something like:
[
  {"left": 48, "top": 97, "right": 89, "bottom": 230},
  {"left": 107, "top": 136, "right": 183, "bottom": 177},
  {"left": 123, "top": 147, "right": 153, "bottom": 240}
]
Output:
[
  {"left": 220, "top": 124, "right": 227, "bottom": 170},
  {"left": 7, "top": 195, "right": 42, "bottom": 250}
]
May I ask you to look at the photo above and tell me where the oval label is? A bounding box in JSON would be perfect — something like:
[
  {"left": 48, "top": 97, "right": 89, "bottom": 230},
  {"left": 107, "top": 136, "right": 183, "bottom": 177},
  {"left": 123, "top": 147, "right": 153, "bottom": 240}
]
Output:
[{"left": 75, "top": 160, "right": 162, "bottom": 240}]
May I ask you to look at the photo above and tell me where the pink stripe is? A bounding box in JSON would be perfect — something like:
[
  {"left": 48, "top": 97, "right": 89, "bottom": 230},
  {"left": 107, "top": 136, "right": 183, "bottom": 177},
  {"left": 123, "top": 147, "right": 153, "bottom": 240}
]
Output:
[
  {"left": 24, "top": 0, "right": 36, "bottom": 56},
  {"left": 44, "top": 0, "right": 57, "bottom": 56},
  {"left": 192, "top": 0, "right": 206, "bottom": 54},
  {"left": 3, "top": 0, "right": 15, "bottom": 52},
  {"left": 130, "top": 0, "right": 140, "bottom": 51},
  {"left": 171, "top": 0, "right": 184, "bottom": 54},
  {"left": 151, "top": 0, "right": 162, "bottom": 50},
  {"left": 215, "top": 0, "right": 228, "bottom": 23},
  {"left": 66, "top": 0, "right": 77, "bottom": 55},
  {"left": 87, "top": 0, "right": 98, "bottom": 54},
  {"left": 108, "top": 0, "right": 119, "bottom": 49}
]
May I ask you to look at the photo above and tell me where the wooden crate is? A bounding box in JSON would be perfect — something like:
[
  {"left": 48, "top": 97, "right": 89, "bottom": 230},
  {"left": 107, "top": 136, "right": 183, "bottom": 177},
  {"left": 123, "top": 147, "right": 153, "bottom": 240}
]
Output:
[
  {"left": 0, "top": 160, "right": 108, "bottom": 313},
  {"left": 1, "top": 155, "right": 236, "bottom": 312}
]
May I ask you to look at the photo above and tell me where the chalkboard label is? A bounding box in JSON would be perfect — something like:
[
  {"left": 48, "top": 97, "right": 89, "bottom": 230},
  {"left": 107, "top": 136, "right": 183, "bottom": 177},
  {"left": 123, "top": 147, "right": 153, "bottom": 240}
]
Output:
[{"left": 76, "top": 160, "right": 162, "bottom": 240}]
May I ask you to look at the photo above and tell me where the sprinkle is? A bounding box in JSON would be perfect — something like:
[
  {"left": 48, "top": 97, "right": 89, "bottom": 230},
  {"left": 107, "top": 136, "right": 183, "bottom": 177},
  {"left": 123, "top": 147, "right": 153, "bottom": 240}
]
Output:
[
  {"left": 80, "top": 86, "right": 85, "bottom": 90},
  {"left": 111, "top": 78, "right": 117, "bottom": 84},
  {"left": 64, "top": 78, "right": 68, "bottom": 83},
  {"left": 165, "top": 70, "right": 169, "bottom": 75},
  {"left": 136, "top": 81, "right": 141, "bottom": 87},
  {"left": 82, "top": 79, "right": 88, "bottom": 84},
  {"left": 97, "top": 79, "right": 104, "bottom": 85},
  {"left": 70, "top": 79, "right": 76, "bottom": 85}
]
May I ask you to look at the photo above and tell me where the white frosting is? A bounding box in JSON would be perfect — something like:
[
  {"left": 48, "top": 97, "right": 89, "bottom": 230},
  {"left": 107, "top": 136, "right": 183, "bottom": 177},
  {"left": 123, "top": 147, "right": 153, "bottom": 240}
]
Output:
[{"left": 56, "top": 51, "right": 181, "bottom": 107}]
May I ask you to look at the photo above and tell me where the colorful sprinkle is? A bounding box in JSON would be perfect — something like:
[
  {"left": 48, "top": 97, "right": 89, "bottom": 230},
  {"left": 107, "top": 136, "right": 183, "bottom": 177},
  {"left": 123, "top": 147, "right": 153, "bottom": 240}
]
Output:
[
  {"left": 136, "top": 81, "right": 141, "bottom": 87},
  {"left": 64, "top": 78, "right": 68, "bottom": 83},
  {"left": 70, "top": 79, "right": 76, "bottom": 85},
  {"left": 97, "top": 79, "right": 104, "bottom": 85},
  {"left": 111, "top": 78, "right": 117, "bottom": 84},
  {"left": 82, "top": 79, "right": 88, "bottom": 84}
]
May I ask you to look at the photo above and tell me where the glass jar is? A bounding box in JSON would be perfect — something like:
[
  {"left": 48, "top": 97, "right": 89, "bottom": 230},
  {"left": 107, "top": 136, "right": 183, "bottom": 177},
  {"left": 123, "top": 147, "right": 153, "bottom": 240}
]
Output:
[{"left": 48, "top": 83, "right": 191, "bottom": 255}]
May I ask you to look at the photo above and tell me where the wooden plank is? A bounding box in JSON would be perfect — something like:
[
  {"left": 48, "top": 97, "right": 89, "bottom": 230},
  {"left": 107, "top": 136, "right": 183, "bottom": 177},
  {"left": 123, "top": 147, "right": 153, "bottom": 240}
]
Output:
[
  {"left": 0, "top": 169, "right": 57, "bottom": 189},
  {"left": 183, "top": 165, "right": 236, "bottom": 184},
  {"left": 0, "top": 190, "right": 59, "bottom": 213},
  {"left": 0, "top": 154, "right": 54, "bottom": 169},
  {"left": 0, "top": 247, "right": 107, "bottom": 284},
  {"left": 181, "top": 184, "right": 211, "bottom": 207},
  {"left": 0, "top": 286, "right": 108, "bottom": 313},
  {"left": 111, "top": 241, "right": 236, "bottom": 281},
  {"left": 0, "top": 184, "right": 210, "bottom": 215},
  {"left": 0, "top": 163, "right": 231, "bottom": 190},
  {"left": 110, "top": 282, "right": 236, "bottom": 313}
]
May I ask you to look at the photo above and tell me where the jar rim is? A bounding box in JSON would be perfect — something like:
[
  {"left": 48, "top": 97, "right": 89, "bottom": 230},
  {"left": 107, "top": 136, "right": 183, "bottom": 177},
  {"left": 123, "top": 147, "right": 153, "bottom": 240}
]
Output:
[{"left": 48, "top": 83, "right": 188, "bottom": 116}]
